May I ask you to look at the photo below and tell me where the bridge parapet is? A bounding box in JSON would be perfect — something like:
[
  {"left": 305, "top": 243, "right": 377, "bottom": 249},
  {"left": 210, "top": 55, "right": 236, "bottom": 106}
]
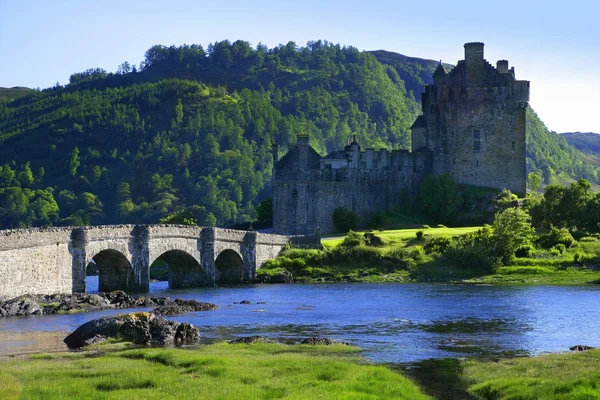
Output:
[{"left": 0, "top": 224, "right": 319, "bottom": 298}]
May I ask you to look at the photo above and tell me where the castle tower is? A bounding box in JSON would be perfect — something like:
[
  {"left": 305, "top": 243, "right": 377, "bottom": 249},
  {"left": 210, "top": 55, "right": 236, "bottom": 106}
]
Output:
[{"left": 411, "top": 42, "right": 529, "bottom": 195}]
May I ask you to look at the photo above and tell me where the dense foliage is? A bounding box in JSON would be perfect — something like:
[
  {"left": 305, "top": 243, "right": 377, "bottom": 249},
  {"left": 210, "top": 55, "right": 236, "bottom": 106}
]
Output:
[
  {"left": 0, "top": 41, "right": 420, "bottom": 229},
  {"left": 0, "top": 40, "right": 598, "bottom": 229}
]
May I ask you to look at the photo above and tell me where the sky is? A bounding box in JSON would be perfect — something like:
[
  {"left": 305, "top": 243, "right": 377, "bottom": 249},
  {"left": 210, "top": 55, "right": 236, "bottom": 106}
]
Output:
[{"left": 1, "top": 0, "right": 599, "bottom": 133}]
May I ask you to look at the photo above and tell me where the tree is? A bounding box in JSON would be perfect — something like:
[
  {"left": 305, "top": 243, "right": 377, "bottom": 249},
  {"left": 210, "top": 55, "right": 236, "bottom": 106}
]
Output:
[
  {"left": 333, "top": 207, "right": 360, "bottom": 232},
  {"left": 528, "top": 172, "right": 542, "bottom": 192},
  {"left": 419, "top": 174, "right": 462, "bottom": 223},
  {"left": 256, "top": 197, "right": 272, "bottom": 221},
  {"left": 69, "top": 147, "right": 80, "bottom": 176},
  {"left": 492, "top": 207, "right": 535, "bottom": 263}
]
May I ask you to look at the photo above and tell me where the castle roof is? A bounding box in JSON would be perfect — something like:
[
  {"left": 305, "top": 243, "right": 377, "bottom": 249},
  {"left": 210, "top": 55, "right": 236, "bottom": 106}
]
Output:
[
  {"left": 274, "top": 143, "right": 322, "bottom": 171},
  {"left": 411, "top": 115, "right": 426, "bottom": 129},
  {"left": 433, "top": 62, "right": 447, "bottom": 77},
  {"left": 322, "top": 151, "right": 350, "bottom": 160}
]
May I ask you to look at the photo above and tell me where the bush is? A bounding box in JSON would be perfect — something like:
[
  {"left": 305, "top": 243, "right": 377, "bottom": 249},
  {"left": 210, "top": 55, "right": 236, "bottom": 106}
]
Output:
[
  {"left": 538, "top": 227, "right": 575, "bottom": 249},
  {"left": 579, "top": 236, "right": 598, "bottom": 242},
  {"left": 340, "top": 230, "right": 364, "bottom": 248},
  {"left": 445, "top": 226, "right": 501, "bottom": 272},
  {"left": 424, "top": 236, "right": 453, "bottom": 254},
  {"left": 552, "top": 243, "right": 566, "bottom": 255},
  {"left": 549, "top": 247, "right": 561, "bottom": 257},
  {"left": 368, "top": 212, "right": 385, "bottom": 229},
  {"left": 515, "top": 244, "right": 535, "bottom": 258},
  {"left": 364, "top": 232, "right": 384, "bottom": 246},
  {"left": 573, "top": 251, "right": 585, "bottom": 264},
  {"left": 333, "top": 207, "right": 360, "bottom": 232},
  {"left": 416, "top": 230, "right": 424, "bottom": 239}
]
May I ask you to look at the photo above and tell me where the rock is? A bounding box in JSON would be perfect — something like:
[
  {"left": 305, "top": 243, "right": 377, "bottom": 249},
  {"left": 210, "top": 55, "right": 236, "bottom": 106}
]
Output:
[
  {"left": 0, "top": 295, "right": 42, "bottom": 316},
  {"left": 253, "top": 274, "right": 271, "bottom": 283},
  {"left": 570, "top": 345, "right": 595, "bottom": 351},
  {"left": 0, "top": 293, "right": 216, "bottom": 318},
  {"left": 64, "top": 312, "right": 200, "bottom": 348},
  {"left": 270, "top": 271, "right": 294, "bottom": 284},
  {"left": 229, "top": 335, "right": 272, "bottom": 344},
  {"left": 301, "top": 337, "right": 350, "bottom": 346},
  {"left": 153, "top": 299, "right": 218, "bottom": 316},
  {"left": 240, "top": 300, "right": 252, "bottom": 305}
]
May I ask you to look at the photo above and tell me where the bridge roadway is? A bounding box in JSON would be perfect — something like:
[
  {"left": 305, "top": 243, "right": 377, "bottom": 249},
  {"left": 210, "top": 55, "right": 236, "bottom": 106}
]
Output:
[{"left": 0, "top": 225, "right": 317, "bottom": 298}]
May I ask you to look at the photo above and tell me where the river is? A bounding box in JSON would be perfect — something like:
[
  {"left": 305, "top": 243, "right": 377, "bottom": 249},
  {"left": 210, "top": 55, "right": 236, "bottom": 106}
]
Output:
[{"left": 1, "top": 280, "right": 599, "bottom": 397}]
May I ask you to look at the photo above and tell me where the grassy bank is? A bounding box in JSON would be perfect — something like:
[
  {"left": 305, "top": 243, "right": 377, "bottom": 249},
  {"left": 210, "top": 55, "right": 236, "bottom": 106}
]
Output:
[
  {"left": 462, "top": 349, "right": 600, "bottom": 399},
  {"left": 0, "top": 343, "right": 431, "bottom": 399},
  {"left": 260, "top": 227, "right": 600, "bottom": 285}
]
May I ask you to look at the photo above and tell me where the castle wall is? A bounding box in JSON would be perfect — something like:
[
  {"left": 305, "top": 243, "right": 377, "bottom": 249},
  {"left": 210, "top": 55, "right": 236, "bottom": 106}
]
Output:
[
  {"left": 273, "top": 167, "right": 424, "bottom": 235},
  {"left": 0, "top": 228, "right": 74, "bottom": 298}
]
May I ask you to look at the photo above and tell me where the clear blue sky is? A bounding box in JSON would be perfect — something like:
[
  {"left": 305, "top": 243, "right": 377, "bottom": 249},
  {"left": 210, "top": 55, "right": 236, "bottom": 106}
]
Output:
[{"left": 1, "top": 0, "right": 599, "bottom": 133}]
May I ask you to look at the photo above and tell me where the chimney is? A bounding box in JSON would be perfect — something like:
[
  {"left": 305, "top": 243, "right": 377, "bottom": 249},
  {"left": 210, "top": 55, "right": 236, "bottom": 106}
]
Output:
[
  {"left": 497, "top": 60, "right": 509, "bottom": 73},
  {"left": 296, "top": 133, "right": 309, "bottom": 166}
]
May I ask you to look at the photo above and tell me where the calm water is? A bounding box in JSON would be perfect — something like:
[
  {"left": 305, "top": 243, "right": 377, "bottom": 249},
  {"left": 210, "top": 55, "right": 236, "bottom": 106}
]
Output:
[{"left": 1, "top": 278, "right": 599, "bottom": 364}]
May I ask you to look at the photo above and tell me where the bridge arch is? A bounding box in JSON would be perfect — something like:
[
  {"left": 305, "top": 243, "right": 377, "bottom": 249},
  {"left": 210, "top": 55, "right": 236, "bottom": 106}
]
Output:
[
  {"left": 215, "top": 249, "right": 245, "bottom": 284},
  {"left": 151, "top": 250, "right": 207, "bottom": 288},
  {"left": 88, "top": 249, "right": 135, "bottom": 292}
]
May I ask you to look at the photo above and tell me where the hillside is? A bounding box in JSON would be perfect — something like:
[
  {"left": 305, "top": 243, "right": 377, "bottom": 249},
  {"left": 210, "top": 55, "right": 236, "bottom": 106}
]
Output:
[
  {"left": 0, "top": 40, "right": 598, "bottom": 229},
  {"left": 560, "top": 132, "right": 600, "bottom": 165},
  {"left": 0, "top": 87, "right": 35, "bottom": 103}
]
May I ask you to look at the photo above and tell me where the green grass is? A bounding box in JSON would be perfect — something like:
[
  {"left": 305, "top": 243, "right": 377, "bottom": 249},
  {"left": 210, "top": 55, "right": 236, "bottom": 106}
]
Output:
[
  {"left": 0, "top": 343, "right": 431, "bottom": 399},
  {"left": 261, "top": 227, "right": 600, "bottom": 285},
  {"left": 462, "top": 349, "right": 600, "bottom": 399}
]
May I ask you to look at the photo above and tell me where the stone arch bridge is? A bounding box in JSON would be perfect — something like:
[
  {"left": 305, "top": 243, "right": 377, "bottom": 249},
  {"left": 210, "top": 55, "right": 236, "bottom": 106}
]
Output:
[{"left": 0, "top": 225, "right": 317, "bottom": 298}]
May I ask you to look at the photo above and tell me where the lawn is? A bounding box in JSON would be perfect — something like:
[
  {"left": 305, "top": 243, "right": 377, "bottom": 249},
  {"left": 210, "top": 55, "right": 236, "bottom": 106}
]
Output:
[
  {"left": 462, "top": 349, "right": 600, "bottom": 399},
  {"left": 0, "top": 343, "right": 431, "bottom": 400}
]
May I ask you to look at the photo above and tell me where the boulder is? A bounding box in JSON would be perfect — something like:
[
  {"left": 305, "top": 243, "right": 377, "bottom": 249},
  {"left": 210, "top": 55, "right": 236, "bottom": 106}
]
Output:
[
  {"left": 229, "top": 335, "right": 272, "bottom": 344},
  {"left": 301, "top": 337, "right": 350, "bottom": 346},
  {"left": 570, "top": 345, "right": 595, "bottom": 351},
  {"left": 63, "top": 312, "right": 200, "bottom": 348},
  {"left": 0, "top": 296, "right": 42, "bottom": 316},
  {"left": 270, "top": 271, "right": 294, "bottom": 284},
  {"left": 153, "top": 299, "right": 218, "bottom": 316}
]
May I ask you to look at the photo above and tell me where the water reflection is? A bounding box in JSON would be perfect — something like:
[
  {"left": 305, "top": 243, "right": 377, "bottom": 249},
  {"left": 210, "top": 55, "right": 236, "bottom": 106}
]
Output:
[{"left": 1, "top": 281, "right": 599, "bottom": 364}]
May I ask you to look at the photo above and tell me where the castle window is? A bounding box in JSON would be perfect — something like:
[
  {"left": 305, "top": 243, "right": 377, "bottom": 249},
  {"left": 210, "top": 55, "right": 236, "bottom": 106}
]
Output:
[
  {"left": 453, "top": 158, "right": 456, "bottom": 165},
  {"left": 361, "top": 162, "right": 366, "bottom": 168},
  {"left": 512, "top": 141, "right": 515, "bottom": 149},
  {"left": 473, "top": 130, "right": 481, "bottom": 153},
  {"left": 476, "top": 160, "right": 479, "bottom": 167}
]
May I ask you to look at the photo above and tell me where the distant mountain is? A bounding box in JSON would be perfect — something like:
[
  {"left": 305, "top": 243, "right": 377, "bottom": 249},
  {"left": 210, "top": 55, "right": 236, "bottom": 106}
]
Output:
[
  {"left": 0, "top": 87, "right": 35, "bottom": 103},
  {"left": 369, "top": 50, "right": 453, "bottom": 100},
  {"left": 560, "top": 132, "right": 600, "bottom": 165}
]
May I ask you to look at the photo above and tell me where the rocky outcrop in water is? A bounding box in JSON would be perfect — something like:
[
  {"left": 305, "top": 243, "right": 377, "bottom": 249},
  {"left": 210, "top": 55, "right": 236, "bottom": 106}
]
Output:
[
  {"left": 229, "top": 335, "right": 272, "bottom": 344},
  {"left": 63, "top": 312, "right": 200, "bottom": 348},
  {"left": 152, "top": 299, "right": 218, "bottom": 315},
  {"left": 301, "top": 337, "right": 351, "bottom": 346},
  {"left": 0, "top": 291, "right": 217, "bottom": 318},
  {"left": 570, "top": 345, "right": 595, "bottom": 351}
]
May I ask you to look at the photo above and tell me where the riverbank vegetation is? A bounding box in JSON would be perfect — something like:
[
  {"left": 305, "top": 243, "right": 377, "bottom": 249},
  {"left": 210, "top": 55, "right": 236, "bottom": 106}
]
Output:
[
  {"left": 0, "top": 342, "right": 430, "bottom": 399},
  {"left": 260, "top": 179, "right": 600, "bottom": 285},
  {"left": 462, "top": 349, "right": 600, "bottom": 399}
]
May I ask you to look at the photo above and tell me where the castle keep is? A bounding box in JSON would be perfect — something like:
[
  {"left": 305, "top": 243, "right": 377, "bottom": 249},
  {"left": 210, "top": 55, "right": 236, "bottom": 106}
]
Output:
[{"left": 273, "top": 43, "right": 529, "bottom": 235}]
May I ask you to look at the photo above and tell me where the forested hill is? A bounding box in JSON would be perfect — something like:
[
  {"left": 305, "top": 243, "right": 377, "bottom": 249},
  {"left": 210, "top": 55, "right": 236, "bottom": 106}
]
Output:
[
  {"left": 560, "top": 132, "right": 600, "bottom": 165},
  {"left": 0, "top": 40, "right": 598, "bottom": 229}
]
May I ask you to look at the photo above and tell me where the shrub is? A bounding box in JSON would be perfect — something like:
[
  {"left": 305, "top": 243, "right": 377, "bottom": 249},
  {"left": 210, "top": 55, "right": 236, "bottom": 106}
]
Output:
[
  {"left": 538, "top": 227, "right": 575, "bottom": 249},
  {"left": 552, "top": 243, "right": 566, "bottom": 255},
  {"left": 579, "top": 236, "right": 598, "bottom": 242},
  {"left": 445, "top": 226, "right": 501, "bottom": 272},
  {"left": 364, "top": 232, "right": 384, "bottom": 246},
  {"left": 333, "top": 207, "right": 360, "bottom": 232},
  {"left": 416, "top": 230, "right": 424, "bottom": 239},
  {"left": 573, "top": 251, "right": 585, "bottom": 264},
  {"left": 424, "top": 236, "right": 453, "bottom": 254},
  {"left": 549, "top": 247, "right": 561, "bottom": 257},
  {"left": 340, "top": 230, "right": 364, "bottom": 248},
  {"left": 515, "top": 244, "right": 534, "bottom": 258},
  {"left": 368, "top": 212, "right": 386, "bottom": 229}
]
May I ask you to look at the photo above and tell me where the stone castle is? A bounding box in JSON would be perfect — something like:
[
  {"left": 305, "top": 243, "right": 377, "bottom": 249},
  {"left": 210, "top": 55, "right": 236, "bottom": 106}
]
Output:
[{"left": 272, "top": 43, "right": 530, "bottom": 235}]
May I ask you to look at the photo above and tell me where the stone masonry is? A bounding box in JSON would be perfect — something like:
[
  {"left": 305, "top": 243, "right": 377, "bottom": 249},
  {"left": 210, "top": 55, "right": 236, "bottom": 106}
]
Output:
[
  {"left": 273, "top": 42, "right": 528, "bottom": 235},
  {"left": 0, "top": 225, "right": 316, "bottom": 298}
]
